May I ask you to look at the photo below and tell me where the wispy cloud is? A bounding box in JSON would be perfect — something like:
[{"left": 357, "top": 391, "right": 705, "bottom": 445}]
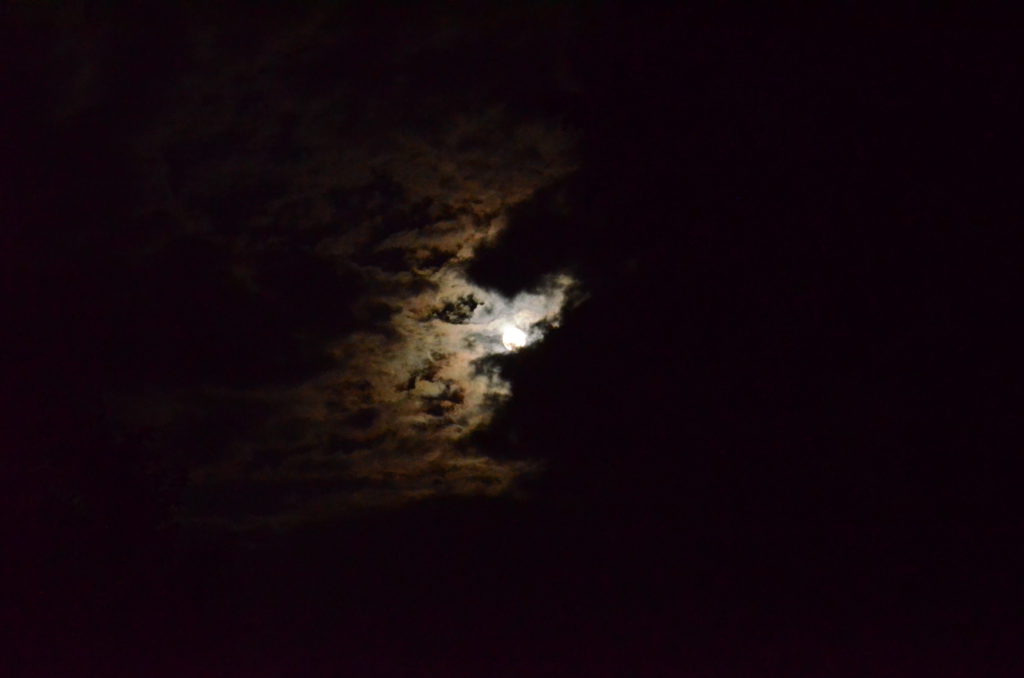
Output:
[{"left": 107, "top": 10, "right": 582, "bottom": 527}]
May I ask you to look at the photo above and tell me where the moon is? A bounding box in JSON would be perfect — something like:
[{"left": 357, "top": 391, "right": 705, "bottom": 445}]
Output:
[{"left": 502, "top": 324, "right": 528, "bottom": 351}]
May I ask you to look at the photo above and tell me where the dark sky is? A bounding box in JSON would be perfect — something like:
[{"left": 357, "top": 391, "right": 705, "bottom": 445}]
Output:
[{"left": 5, "top": 4, "right": 1022, "bottom": 676}]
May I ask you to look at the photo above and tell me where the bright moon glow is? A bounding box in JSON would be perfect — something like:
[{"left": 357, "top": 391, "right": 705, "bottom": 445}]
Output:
[{"left": 502, "top": 324, "right": 528, "bottom": 351}]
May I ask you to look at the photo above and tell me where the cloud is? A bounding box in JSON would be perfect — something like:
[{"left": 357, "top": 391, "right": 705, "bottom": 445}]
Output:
[
  {"left": 185, "top": 117, "right": 581, "bottom": 524},
  {"left": 110, "top": 12, "right": 583, "bottom": 527}
]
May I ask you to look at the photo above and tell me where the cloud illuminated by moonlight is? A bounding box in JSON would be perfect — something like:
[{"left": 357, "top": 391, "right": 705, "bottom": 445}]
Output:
[{"left": 176, "top": 109, "right": 581, "bottom": 527}]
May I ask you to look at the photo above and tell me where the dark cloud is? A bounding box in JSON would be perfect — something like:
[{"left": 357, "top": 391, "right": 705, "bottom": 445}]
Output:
[{"left": 68, "top": 5, "right": 586, "bottom": 527}]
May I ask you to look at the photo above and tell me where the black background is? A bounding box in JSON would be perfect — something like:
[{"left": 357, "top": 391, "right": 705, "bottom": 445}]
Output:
[{"left": 4, "top": 4, "right": 1022, "bottom": 675}]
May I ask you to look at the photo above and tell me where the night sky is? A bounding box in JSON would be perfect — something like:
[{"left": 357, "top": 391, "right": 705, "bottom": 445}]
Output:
[{"left": 5, "top": 4, "right": 1023, "bottom": 676}]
